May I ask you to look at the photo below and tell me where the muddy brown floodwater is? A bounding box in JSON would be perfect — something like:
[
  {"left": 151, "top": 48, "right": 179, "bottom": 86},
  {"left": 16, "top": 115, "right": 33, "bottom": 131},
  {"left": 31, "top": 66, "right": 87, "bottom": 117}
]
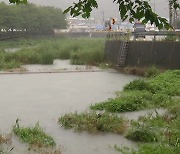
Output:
[{"left": 0, "top": 61, "right": 138, "bottom": 154}]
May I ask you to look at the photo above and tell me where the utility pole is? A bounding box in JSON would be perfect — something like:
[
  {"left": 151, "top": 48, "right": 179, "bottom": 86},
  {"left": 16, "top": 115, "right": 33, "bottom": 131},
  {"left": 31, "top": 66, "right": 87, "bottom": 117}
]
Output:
[
  {"left": 169, "top": 0, "right": 173, "bottom": 26},
  {"left": 173, "top": 9, "right": 177, "bottom": 28}
]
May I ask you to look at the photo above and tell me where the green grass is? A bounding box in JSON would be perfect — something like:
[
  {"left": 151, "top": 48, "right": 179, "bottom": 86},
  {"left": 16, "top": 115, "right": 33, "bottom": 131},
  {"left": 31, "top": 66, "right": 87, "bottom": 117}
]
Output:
[
  {"left": 115, "top": 143, "right": 180, "bottom": 154},
  {"left": 136, "top": 143, "right": 180, "bottom": 154},
  {"left": 59, "top": 112, "right": 127, "bottom": 134},
  {"left": 91, "top": 90, "right": 173, "bottom": 112},
  {"left": 125, "top": 70, "right": 180, "bottom": 96},
  {"left": 13, "top": 121, "right": 55, "bottom": 147},
  {"left": 148, "top": 70, "right": 180, "bottom": 96},
  {"left": 0, "top": 37, "right": 105, "bottom": 70},
  {"left": 70, "top": 46, "right": 104, "bottom": 65},
  {"left": 91, "top": 70, "right": 180, "bottom": 112}
]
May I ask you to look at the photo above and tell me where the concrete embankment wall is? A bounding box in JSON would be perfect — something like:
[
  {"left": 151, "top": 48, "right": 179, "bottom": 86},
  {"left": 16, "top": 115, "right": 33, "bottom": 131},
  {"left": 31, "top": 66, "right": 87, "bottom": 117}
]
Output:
[{"left": 105, "top": 40, "right": 180, "bottom": 69}]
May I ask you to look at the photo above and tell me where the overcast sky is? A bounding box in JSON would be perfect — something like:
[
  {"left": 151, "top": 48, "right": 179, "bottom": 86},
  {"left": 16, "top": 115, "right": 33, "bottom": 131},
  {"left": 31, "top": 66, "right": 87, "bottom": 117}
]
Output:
[{"left": 0, "top": 0, "right": 170, "bottom": 21}]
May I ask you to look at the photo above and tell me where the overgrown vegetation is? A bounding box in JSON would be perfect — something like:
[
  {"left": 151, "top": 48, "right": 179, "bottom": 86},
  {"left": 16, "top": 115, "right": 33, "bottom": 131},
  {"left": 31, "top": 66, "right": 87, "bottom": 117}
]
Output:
[
  {"left": 91, "top": 91, "right": 172, "bottom": 112},
  {"left": 13, "top": 120, "right": 55, "bottom": 147},
  {"left": 114, "top": 101, "right": 180, "bottom": 153},
  {"left": 0, "top": 125, "right": 60, "bottom": 154},
  {"left": 59, "top": 112, "right": 127, "bottom": 134},
  {"left": 0, "top": 38, "right": 105, "bottom": 70},
  {"left": 114, "top": 143, "right": 180, "bottom": 154},
  {"left": 126, "top": 106, "right": 180, "bottom": 144},
  {"left": 58, "top": 70, "right": 180, "bottom": 153},
  {"left": 91, "top": 70, "right": 180, "bottom": 112}
]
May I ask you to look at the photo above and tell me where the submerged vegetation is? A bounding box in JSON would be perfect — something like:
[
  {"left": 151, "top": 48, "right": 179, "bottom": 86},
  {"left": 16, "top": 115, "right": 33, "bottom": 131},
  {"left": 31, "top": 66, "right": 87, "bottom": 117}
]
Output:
[
  {"left": 114, "top": 102, "right": 180, "bottom": 153},
  {"left": 59, "top": 112, "right": 127, "bottom": 134},
  {"left": 13, "top": 120, "right": 55, "bottom": 147},
  {"left": 0, "top": 134, "right": 11, "bottom": 145},
  {"left": 91, "top": 90, "right": 172, "bottom": 112},
  {"left": 1, "top": 35, "right": 179, "bottom": 153},
  {"left": 58, "top": 70, "right": 180, "bottom": 153},
  {"left": 0, "top": 122, "right": 60, "bottom": 154},
  {"left": 0, "top": 133, "right": 12, "bottom": 154},
  {"left": 0, "top": 38, "right": 105, "bottom": 70},
  {"left": 91, "top": 70, "right": 180, "bottom": 112}
]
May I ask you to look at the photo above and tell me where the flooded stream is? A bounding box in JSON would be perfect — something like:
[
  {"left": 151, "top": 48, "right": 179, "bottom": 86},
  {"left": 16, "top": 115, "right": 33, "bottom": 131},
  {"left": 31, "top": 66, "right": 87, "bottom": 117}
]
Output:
[
  {"left": 23, "top": 60, "right": 101, "bottom": 73},
  {"left": 0, "top": 61, "right": 139, "bottom": 154}
]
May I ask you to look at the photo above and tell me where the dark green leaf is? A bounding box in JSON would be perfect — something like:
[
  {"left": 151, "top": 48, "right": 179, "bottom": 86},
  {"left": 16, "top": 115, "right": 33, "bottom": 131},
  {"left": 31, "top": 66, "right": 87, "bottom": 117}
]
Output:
[{"left": 145, "top": 9, "right": 150, "bottom": 20}]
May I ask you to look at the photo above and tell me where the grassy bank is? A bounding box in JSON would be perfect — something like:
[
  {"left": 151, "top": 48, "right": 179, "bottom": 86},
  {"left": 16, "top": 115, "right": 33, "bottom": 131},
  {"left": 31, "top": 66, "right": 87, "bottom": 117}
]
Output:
[{"left": 0, "top": 37, "right": 105, "bottom": 70}]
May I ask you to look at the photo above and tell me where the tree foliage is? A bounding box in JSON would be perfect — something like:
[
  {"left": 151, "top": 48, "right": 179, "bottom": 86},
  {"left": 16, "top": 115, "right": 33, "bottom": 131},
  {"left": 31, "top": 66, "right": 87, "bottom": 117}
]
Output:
[
  {"left": 7, "top": 0, "right": 180, "bottom": 29},
  {"left": 0, "top": 2, "right": 67, "bottom": 32}
]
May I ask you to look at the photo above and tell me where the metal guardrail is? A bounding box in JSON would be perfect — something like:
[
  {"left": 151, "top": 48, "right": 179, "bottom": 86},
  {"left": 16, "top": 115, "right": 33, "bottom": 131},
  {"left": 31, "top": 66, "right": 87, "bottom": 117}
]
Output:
[{"left": 106, "top": 31, "right": 180, "bottom": 40}]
